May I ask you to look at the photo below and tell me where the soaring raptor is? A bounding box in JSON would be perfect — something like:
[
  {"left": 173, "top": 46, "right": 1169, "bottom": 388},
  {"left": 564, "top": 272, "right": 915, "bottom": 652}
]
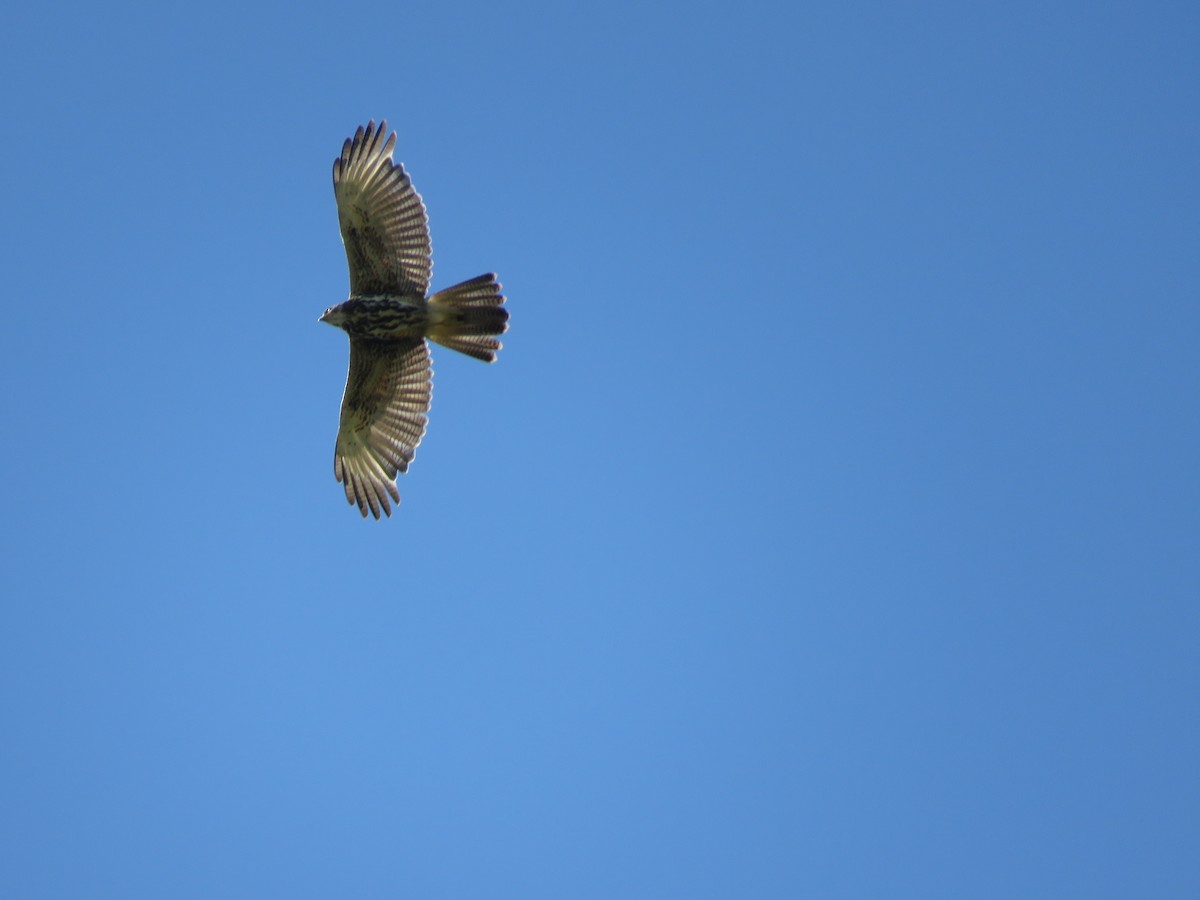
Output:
[{"left": 320, "top": 120, "right": 508, "bottom": 518}]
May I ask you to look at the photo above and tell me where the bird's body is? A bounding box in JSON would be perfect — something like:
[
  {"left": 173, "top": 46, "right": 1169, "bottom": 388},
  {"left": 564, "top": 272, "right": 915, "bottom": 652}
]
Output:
[
  {"left": 320, "top": 121, "right": 507, "bottom": 518},
  {"left": 321, "top": 296, "right": 428, "bottom": 340}
]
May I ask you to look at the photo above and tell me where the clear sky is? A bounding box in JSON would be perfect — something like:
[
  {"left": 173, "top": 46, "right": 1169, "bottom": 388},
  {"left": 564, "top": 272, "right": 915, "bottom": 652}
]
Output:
[{"left": 1, "top": 1, "right": 1197, "bottom": 897}]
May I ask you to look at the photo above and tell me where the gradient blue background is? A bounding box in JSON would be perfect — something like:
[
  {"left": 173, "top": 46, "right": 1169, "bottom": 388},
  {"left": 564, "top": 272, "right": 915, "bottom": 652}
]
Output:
[{"left": 2, "top": 2, "right": 1197, "bottom": 896}]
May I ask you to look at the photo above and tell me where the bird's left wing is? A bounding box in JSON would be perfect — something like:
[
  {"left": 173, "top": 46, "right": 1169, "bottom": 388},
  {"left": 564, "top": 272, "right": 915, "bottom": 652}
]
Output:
[
  {"left": 333, "top": 337, "right": 432, "bottom": 518},
  {"left": 333, "top": 120, "right": 432, "bottom": 297}
]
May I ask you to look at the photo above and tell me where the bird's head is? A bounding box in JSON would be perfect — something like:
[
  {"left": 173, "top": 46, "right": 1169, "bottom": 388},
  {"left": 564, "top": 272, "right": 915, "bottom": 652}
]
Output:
[{"left": 320, "top": 305, "right": 347, "bottom": 328}]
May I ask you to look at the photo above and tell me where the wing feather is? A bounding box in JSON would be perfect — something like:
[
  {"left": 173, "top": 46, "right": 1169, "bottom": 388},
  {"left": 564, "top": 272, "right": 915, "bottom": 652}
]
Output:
[
  {"left": 333, "top": 120, "right": 432, "bottom": 297},
  {"left": 333, "top": 338, "right": 432, "bottom": 518}
]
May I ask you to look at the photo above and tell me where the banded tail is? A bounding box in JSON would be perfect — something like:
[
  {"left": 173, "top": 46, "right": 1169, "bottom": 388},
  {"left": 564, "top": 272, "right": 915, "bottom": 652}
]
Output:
[{"left": 427, "top": 273, "right": 509, "bottom": 362}]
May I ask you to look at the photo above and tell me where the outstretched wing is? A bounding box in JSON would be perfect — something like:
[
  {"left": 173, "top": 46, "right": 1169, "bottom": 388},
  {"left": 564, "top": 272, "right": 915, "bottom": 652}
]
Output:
[
  {"left": 333, "top": 120, "right": 432, "bottom": 297},
  {"left": 333, "top": 338, "right": 432, "bottom": 518}
]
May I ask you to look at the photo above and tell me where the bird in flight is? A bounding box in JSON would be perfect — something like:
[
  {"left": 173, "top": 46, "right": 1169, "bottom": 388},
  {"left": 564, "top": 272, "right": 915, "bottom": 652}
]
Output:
[{"left": 320, "top": 120, "right": 508, "bottom": 518}]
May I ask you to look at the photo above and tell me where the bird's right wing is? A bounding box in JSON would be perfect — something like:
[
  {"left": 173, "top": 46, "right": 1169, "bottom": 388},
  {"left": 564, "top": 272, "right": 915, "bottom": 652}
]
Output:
[
  {"left": 333, "top": 337, "right": 432, "bottom": 518},
  {"left": 333, "top": 120, "right": 432, "bottom": 297}
]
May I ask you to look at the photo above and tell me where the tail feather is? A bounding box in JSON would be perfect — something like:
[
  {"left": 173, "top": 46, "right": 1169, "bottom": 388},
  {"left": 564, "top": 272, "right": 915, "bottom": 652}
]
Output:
[{"left": 427, "top": 273, "right": 509, "bottom": 362}]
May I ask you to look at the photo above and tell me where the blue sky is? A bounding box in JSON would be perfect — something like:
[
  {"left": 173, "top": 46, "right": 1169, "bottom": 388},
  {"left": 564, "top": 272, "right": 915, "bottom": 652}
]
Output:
[{"left": 1, "top": 1, "right": 1197, "bottom": 896}]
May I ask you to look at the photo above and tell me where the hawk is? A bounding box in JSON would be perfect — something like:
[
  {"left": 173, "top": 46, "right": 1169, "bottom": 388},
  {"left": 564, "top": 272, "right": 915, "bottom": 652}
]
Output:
[{"left": 320, "top": 120, "right": 508, "bottom": 518}]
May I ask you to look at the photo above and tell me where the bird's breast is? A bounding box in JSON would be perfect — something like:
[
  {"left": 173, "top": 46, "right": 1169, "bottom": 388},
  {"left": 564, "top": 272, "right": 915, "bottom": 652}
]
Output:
[{"left": 337, "top": 295, "right": 428, "bottom": 339}]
